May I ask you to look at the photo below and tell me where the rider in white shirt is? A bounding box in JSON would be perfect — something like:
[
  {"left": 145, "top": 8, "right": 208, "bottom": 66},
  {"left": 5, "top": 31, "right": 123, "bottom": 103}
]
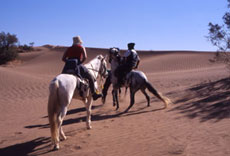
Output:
[{"left": 115, "top": 42, "right": 140, "bottom": 85}]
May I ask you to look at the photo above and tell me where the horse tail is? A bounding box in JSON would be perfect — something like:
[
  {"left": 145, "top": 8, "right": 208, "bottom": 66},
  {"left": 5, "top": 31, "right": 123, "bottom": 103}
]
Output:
[
  {"left": 145, "top": 81, "right": 171, "bottom": 108},
  {"left": 48, "top": 79, "right": 60, "bottom": 145}
]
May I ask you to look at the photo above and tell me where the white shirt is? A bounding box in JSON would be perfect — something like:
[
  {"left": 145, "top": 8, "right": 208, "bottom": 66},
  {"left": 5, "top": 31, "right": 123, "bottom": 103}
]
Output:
[{"left": 124, "top": 49, "right": 137, "bottom": 58}]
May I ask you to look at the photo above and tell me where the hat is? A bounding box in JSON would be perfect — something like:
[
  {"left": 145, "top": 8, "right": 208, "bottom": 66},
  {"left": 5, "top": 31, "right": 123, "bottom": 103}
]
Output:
[
  {"left": 128, "top": 42, "right": 135, "bottom": 49},
  {"left": 73, "top": 36, "right": 83, "bottom": 44}
]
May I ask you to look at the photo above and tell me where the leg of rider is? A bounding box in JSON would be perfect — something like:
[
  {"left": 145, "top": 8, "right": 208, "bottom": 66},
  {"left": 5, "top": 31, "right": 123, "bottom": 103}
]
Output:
[
  {"left": 62, "top": 60, "right": 74, "bottom": 74},
  {"left": 62, "top": 59, "right": 79, "bottom": 75},
  {"left": 79, "top": 65, "right": 102, "bottom": 100},
  {"left": 102, "top": 70, "right": 111, "bottom": 99}
]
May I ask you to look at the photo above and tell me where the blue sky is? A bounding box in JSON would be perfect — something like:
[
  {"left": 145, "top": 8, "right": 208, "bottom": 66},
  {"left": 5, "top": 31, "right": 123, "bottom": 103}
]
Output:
[{"left": 0, "top": 0, "right": 228, "bottom": 51}]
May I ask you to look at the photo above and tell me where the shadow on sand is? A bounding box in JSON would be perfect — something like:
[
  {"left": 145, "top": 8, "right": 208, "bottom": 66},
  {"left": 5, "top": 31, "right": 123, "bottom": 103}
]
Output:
[
  {"left": 0, "top": 137, "right": 52, "bottom": 156},
  {"left": 14, "top": 100, "right": 163, "bottom": 155},
  {"left": 25, "top": 101, "right": 164, "bottom": 130},
  {"left": 25, "top": 105, "right": 103, "bottom": 129},
  {"left": 171, "top": 77, "right": 230, "bottom": 122}
]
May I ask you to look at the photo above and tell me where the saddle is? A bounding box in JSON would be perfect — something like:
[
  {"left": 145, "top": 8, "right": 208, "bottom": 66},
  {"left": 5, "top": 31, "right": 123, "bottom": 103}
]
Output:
[{"left": 62, "top": 65, "right": 89, "bottom": 98}]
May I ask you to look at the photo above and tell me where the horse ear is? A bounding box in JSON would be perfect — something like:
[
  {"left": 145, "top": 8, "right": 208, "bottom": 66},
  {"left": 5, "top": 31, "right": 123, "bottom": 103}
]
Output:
[{"left": 98, "top": 55, "right": 103, "bottom": 60}]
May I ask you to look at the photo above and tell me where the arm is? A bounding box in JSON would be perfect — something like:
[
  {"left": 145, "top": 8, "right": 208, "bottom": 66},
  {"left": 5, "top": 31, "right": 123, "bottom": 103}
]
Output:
[
  {"left": 62, "top": 50, "right": 68, "bottom": 62},
  {"left": 134, "top": 55, "right": 140, "bottom": 69},
  {"left": 81, "top": 47, "right": 87, "bottom": 63}
]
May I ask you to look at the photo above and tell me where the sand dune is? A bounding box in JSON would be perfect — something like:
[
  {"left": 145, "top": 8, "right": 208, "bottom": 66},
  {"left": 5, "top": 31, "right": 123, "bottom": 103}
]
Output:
[{"left": 0, "top": 47, "right": 229, "bottom": 156}]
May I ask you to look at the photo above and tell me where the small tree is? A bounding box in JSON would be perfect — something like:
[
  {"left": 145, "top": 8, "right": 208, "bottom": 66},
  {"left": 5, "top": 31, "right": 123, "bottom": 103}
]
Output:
[
  {"left": 208, "top": 0, "right": 230, "bottom": 65},
  {"left": 0, "top": 32, "right": 18, "bottom": 64},
  {"left": 0, "top": 32, "right": 18, "bottom": 50},
  {"left": 29, "top": 42, "right": 34, "bottom": 47}
]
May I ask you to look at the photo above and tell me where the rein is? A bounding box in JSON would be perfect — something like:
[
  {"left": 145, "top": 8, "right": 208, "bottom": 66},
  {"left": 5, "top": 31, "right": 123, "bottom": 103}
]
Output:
[
  {"left": 88, "top": 63, "right": 99, "bottom": 80},
  {"left": 87, "top": 59, "right": 107, "bottom": 93}
]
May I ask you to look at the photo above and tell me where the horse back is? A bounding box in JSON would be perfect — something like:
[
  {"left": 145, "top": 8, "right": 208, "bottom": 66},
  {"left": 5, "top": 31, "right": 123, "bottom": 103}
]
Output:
[{"left": 126, "top": 70, "right": 148, "bottom": 87}]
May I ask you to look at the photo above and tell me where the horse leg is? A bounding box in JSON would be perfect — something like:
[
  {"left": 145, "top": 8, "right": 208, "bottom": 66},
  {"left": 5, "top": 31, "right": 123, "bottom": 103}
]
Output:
[
  {"left": 48, "top": 81, "right": 61, "bottom": 150},
  {"left": 116, "top": 90, "right": 119, "bottom": 110},
  {"left": 124, "top": 86, "right": 128, "bottom": 99},
  {"left": 102, "top": 73, "right": 111, "bottom": 104},
  {"left": 58, "top": 106, "right": 67, "bottom": 141},
  {"left": 114, "top": 89, "right": 119, "bottom": 110},
  {"left": 85, "top": 96, "right": 93, "bottom": 129},
  {"left": 52, "top": 109, "right": 61, "bottom": 151},
  {"left": 141, "top": 88, "right": 150, "bottom": 107},
  {"left": 125, "top": 90, "right": 136, "bottom": 112},
  {"left": 118, "top": 87, "right": 121, "bottom": 98},
  {"left": 112, "top": 89, "right": 116, "bottom": 107},
  {"left": 112, "top": 89, "right": 119, "bottom": 110}
]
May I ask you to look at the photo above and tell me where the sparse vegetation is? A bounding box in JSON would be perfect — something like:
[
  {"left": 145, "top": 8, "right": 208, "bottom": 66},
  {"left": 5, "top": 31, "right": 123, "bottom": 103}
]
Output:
[
  {"left": 208, "top": 0, "right": 230, "bottom": 66},
  {"left": 18, "top": 44, "right": 34, "bottom": 52},
  {"left": 0, "top": 32, "right": 18, "bottom": 64},
  {"left": 0, "top": 31, "right": 35, "bottom": 65}
]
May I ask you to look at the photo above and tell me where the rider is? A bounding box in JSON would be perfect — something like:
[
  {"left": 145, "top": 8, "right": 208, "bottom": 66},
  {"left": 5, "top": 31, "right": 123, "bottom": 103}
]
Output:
[
  {"left": 115, "top": 42, "right": 140, "bottom": 85},
  {"left": 62, "top": 36, "right": 102, "bottom": 100}
]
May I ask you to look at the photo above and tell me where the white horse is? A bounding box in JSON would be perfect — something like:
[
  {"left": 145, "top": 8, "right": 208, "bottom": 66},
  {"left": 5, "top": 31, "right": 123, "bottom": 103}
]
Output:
[
  {"left": 48, "top": 55, "right": 107, "bottom": 150},
  {"left": 108, "top": 48, "right": 171, "bottom": 112}
]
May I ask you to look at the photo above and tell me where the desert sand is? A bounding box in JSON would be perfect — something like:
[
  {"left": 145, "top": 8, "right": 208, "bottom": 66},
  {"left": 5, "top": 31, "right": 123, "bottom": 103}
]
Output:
[{"left": 0, "top": 46, "right": 230, "bottom": 156}]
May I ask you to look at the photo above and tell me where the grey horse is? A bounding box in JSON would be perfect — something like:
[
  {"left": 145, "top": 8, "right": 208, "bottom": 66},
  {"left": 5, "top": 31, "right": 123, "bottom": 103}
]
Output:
[{"left": 108, "top": 47, "right": 171, "bottom": 112}]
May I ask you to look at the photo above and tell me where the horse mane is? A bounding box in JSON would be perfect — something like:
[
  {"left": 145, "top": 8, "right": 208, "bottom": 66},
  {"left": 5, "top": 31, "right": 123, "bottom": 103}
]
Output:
[{"left": 85, "top": 55, "right": 103, "bottom": 67}]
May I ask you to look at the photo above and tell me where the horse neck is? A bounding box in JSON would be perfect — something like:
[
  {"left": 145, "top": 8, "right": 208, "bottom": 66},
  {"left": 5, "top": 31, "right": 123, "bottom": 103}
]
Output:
[
  {"left": 110, "top": 58, "right": 119, "bottom": 72},
  {"left": 85, "top": 58, "right": 101, "bottom": 79}
]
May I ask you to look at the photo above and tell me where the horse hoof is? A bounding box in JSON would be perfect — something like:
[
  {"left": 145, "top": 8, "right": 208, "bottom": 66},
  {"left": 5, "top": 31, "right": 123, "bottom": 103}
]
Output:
[
  {"left": 102, "top": 97, "right": 106, "bottom": 104},
  {"left": 53, "top": 144, "right": 60, "bottom": 151},
  {"left": 164, "top": 104, "right": 168, "bottom": 109},
  {"left": 60, "top": 136, "right": 67, "bottom": 141},
  {"left": 87, "top": 125, "right": 92, "bottom": 130}
]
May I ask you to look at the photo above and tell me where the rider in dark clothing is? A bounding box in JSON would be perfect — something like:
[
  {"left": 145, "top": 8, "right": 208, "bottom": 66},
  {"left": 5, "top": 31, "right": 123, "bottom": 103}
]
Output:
[{"left": 62, "top": 36, "right": 102, "bottom": 101}]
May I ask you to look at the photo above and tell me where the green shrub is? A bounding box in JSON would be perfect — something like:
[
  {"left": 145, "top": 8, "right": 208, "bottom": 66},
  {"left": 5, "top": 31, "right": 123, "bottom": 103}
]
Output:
[
  {"left": 0, "top": 48, "right": 18, "bottom": 64},
  {"left": 18, "top": 44, "right": 34, "bottom": 52},
  {"left": 0, "top": 32, "right": 19, "bottom": 65}
]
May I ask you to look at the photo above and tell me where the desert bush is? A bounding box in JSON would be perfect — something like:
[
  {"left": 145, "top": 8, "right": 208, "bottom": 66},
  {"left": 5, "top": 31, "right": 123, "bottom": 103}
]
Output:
[
  {"left": 18, "top": 44, "right": 34, "bottom": 52},
  {"left": 0, "top": 48, "right": 18, "bottom": 64},
  {"left": 0, "top": 32, "right": 18, "bottom": 65}
]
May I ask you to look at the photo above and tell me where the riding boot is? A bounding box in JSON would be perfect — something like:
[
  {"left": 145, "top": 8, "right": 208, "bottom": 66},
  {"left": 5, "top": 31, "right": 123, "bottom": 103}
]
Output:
[{"left": 92, "top": 93, "right": 102, "bottom": 100}]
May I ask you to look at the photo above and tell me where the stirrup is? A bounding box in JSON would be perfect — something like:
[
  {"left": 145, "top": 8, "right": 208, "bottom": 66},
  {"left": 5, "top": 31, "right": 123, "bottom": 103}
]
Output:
[{"left": 93, "top": 93, "right": 102, "bottom": 100}]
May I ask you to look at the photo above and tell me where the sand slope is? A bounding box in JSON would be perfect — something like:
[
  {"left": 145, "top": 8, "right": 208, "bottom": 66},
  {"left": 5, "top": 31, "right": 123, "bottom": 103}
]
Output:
[{"left": 0, "top": 47, "right": 229, "bottom": 156}]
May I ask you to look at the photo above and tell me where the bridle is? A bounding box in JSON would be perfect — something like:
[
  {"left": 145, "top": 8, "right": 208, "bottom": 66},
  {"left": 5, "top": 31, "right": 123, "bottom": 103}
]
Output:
[
  {"left": 87, "top": 56, "right": 108, "bottom": 93},
  {"left": 87, "top": 57, "right": 108, "bottom": 81},
  {"left": 109, "top": 47, "right": 122, "bottom": 65}
]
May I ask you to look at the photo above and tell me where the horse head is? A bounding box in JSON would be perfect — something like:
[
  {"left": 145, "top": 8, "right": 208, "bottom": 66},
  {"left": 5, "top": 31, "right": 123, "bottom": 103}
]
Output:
[
  {"left": 97, "top": 55, "right": 108, "bottom": 78},
  {"left": 109, "top": 47, "right": 121, "bottom": 63}
]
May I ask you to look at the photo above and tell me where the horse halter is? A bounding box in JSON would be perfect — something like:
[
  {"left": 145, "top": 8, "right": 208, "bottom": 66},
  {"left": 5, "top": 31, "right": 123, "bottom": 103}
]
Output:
[
  {"left": 109, "top": 47, "right": 123, "bottom": 65},
  {"left": 109, "top": 47, "right": 120, "bottom": 62},
  {"left": 98, "top": 57, "right": 108, "bottom": 78}
]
